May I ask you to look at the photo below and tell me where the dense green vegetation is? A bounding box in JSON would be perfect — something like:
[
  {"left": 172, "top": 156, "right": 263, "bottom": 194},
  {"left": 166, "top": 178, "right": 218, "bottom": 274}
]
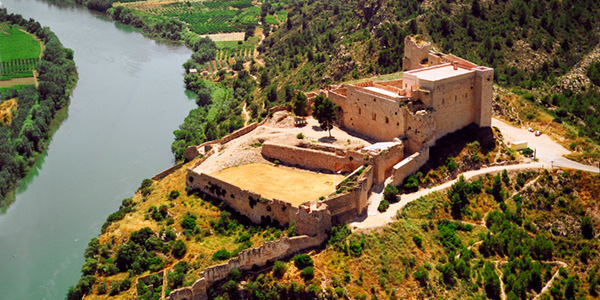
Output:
[
  {"left": 0, "top": 9, "right": 77, "bottom": 206},
  {"left": 0, "top": 23, "right": 41, "bottom": 80}
]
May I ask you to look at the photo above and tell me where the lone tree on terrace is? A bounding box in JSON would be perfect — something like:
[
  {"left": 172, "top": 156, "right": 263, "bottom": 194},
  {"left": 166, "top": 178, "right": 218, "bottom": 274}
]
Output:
[
  {"left": 292, "top": 92, "right": 308, "bottom": 117},
  {"left": 312, "top": 95, "right": 337, "bottom": 137}
]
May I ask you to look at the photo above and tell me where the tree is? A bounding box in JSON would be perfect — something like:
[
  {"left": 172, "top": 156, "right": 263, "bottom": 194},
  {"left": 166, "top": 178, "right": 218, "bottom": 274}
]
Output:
[
  {"left": 292, "top": 92, "right": 308, "bottom": 117},
  {"left": 384, "top": 184, "right": 399, "bottom": 202},
  {"left": 293, "top": 254, "right": 313, "bottom": 269},
  {"left": 172, "top": 240, "right": 187, "bottom": 258},
  {"left": 312, "top": 95, "right": 337, "bottom": 137},
  {"left": 260, "top": 69, "right": 270, "bottom": 88},
  {"left": 582, "top": 216, "right": 594, "bottom": 239},
  {"left": 273, "top": 261, "right": 287, "bottom": 278}
]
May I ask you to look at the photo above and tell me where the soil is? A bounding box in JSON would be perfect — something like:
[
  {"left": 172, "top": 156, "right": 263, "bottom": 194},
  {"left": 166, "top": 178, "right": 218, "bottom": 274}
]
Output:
[{"left": 212, "top": 163, "right": 339, "bottom": 206}]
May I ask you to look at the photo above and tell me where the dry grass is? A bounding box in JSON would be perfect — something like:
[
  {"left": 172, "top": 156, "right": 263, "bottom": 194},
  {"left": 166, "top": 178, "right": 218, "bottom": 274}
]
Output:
[
  {"left": 0, "top": 98, "right": 17, "bottom": 126},
  {"left": 212, "top": 163, "right": 338, "bottom": 206}
]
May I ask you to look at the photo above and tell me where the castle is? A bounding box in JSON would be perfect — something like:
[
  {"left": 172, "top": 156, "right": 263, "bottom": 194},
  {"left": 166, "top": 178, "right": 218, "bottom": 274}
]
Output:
[{"left": 169, "top": 35, "right": 493, "bottom": 300}]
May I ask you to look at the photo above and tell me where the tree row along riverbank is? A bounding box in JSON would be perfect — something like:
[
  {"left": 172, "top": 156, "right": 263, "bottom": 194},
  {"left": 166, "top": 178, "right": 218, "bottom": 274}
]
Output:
[{"left": 0, "top": 8, "right": 78, "bottom": 207}]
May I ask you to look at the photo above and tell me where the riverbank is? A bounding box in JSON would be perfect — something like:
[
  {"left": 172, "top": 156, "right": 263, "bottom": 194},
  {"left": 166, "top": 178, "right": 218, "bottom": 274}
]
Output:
[{"left": 0, "top": 8, "right": 78, "bottom": 207}]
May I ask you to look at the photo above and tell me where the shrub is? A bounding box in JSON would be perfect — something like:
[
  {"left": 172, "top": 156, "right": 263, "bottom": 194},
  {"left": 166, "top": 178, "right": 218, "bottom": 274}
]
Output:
[
  {"left": 168, "top": 190, "right": 180, "bottom": 200},
  {"left": 139, "top": 179, "right": 154, "bottom": 196},
  {"left": 213, "top": 249, "right": 231, "bottom": 261},
  {"left": 300, "top": 266, "right": 315, "bottom": 280},
  {"left": 273, "top": 261, "right": 287, "bottom": 278},
  {"left": 413, "top": 266, "right": 428, "bottom": 286},
  {"left": 446, "top": 157, "right": 457, "bottom": 172},
  {"left": 293, "top": 254, "right": 313, "bottom": 269},
  {"left": 296, "top": 132, "right": 304, "bottom": 139},
  {"left": 172, "top": 240, "right": 187, "bottom": 258},
  {"left": 404, "top": 176, "right": 419, "bottom": 192},
  {"left": 522, "top": 147, "right": 534, "bottom": 156},
  {"left": 383, "top": 184, "right": 399, "bottom": 202},
  {"left": 109, "top": 281, "right": 120, "bottom": 296},
  {"left": 412, "top": 235, "right": 423, "bottom": 248},
  {"left": 97, "top": 282, "right": 107, "bottom": 294},
  {"left": 377, "top": 199, "right": 389, "bottom": 212},
  {"left": 120, "top": 278, "right": 131, "bottom": 291},
  {"left": 582, "top": 216, "right": 595, "bottom": 239},
  {"left": 180, "top": 212, "right": 197, "bottom": 230}
]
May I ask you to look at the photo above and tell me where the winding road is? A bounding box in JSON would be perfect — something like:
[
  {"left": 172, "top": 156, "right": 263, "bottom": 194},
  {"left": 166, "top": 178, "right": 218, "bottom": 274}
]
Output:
[{"left": 350, "top": 117, "right": 598, "bottom": 230}]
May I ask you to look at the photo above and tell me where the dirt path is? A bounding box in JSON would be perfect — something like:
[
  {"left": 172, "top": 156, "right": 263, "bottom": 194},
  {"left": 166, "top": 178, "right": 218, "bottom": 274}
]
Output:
[
  {"left": 495, "top": 261, "right": 507, "bottom": 300},
  {"left": 0, "top": 76, "right": 35, "bottom": 88},
  {"left": 533, "top": 261, "right": 568, "bottom": 300},
  {"left": 242, "top": 102, "right": 250, "bottom": 126},
  {"left": 350, "top": 162, "right": 544, "bottom": 230},
  {"left": 491, "top": 118, "right": 598, "bottom": 173}
]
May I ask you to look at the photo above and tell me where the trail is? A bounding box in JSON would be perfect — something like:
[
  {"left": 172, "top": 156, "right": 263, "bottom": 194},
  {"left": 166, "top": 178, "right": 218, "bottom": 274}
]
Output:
[{"left": 242, "top": 102, "right": 250, "bottom": 126}]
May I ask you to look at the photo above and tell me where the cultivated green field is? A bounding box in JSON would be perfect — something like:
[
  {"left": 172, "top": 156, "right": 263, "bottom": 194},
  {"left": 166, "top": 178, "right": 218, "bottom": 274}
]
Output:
[
  {"left": 0, "top": 23, "right": 41, "bottom": 80},
  {"left": 0, "top": 23, "right": 41, "bottom": 61}
]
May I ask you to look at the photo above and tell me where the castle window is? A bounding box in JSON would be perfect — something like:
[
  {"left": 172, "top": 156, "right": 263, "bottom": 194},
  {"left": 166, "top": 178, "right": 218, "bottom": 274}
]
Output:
[
  {"left": 385, "top": 117, "right": 389, "bottom": 124},
  {"left": 373, "top": 98, "right": 376, "bottom": 102},
  {"left": 372, "top": 113, "right": 376, "bottom": 121},
  {"left": 471, "top": 86, "right": 473, "bottom": 89},
  {"left": 358, "top": 108, "right": 361, "bottom": 115},
  {"left": 395, "top": 112, "right": 398, "bottom": 115},
  {"left": 455, "top": 95, "right": 457, "bottom": 102},
  {"left": 396, "top": 122, "right": 399, "bottom": 126},
  {"left": 442, "top": 98, "right": 444, "bottom": 104}
]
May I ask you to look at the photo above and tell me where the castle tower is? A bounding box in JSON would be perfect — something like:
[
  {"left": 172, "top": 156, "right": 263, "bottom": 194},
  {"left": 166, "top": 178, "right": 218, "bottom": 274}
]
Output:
[
  {"left": 473, "top": 66, "right": 494, "bottom": 127},
  {"left": 402, "top": 35, "right": 432, "bottom": 71}
]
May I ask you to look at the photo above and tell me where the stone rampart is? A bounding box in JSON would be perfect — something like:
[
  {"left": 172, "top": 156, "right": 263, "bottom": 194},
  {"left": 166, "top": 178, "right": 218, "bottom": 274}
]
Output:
[
  {"left": 390, "top": 147, "right": 430, "bottom": 186},
  {"left": 166, "top": 234, "right": 326, "bottom": 300},
  {"left": 370, "top": 142, "right": 405, "bottom": 184},
  {"left": 322, "top": 165, "right": 373, "bottom": 224},
  {"left": 184, "top": 140, "right": 220, "bottom": 161},
  {"left": 261, "top": 142, "right": 366, "bottom": 174},
  {"left": 152, "top": 163, "right": 183, "bottom": 181},
  {"left": 186, "top": 170, "right": 330, "bottom": 236},
  {"left": 220, "top": 122, "right": 258, "bottom": 144}
]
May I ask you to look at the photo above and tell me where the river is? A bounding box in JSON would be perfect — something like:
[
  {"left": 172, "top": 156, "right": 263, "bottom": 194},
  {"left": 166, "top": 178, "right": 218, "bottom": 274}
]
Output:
[{"left": 0, "top": 1, "right": 197, "bottom": 299}]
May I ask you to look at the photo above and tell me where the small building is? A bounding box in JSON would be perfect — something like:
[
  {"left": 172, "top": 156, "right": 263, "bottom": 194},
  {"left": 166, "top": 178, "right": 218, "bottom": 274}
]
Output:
[{"left": 511, "top": 140, "right": 528, "bottom": 151}]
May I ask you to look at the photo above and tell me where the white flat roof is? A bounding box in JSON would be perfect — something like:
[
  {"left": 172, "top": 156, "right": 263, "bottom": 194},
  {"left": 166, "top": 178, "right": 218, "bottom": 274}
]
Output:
[
  {"left": 362, "top": 142, "right": 401, "bottom": 152},
  {"left": 408, "top": 64, "right": 473, "bottom": 81},
  {"left": 364, "top": 86, "right": 399, "bottom": 98}
]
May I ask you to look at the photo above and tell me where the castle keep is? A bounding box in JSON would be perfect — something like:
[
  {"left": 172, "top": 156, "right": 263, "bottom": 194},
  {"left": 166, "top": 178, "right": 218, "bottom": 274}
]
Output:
[
  {"left": 328, "top": 35, "right": 493, "bottom": 153},
  {"left": 173, "top": 35, "right": 493, "bottom": 300}
]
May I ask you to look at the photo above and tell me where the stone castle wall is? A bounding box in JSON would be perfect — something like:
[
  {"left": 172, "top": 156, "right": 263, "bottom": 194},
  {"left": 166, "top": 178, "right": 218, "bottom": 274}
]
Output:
[
  {"left": 186, "top": 170, "right": 331, "bottom": 236},
  {"left": 321, "top": 165, "right": 373, "bottom": 224},
  {"left": 184, "top": 122, "right": 259, "bottom": 161},
  {"left": 167, "top": 234, "right": 326, "bottom": 300},
  {"left": 390, "top": 147, "right": 430, "bottom": 186},
  {"left": 220, "top": 122, "right": 259, "bottom": 144},
  {"left": 371, "top": 142, "right": 405, "bottom": 183},
  {"left": 261, "top": 142, "right": 367, "bottom": 174},
  {"left": 331, "top": 85, "right": 410, "bottom": 142}
]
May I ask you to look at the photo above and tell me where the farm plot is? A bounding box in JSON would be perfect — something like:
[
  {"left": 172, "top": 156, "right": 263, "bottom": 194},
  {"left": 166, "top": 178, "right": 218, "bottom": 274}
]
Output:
[
  {"left": 125, "top": 0, "right": 261, "bottom": 35},
  {"left": 211, "top": 163, "right": 338, "bottom": 206},
  {"left": 0, "top": 23, "right": 41, "bottom": 80}
]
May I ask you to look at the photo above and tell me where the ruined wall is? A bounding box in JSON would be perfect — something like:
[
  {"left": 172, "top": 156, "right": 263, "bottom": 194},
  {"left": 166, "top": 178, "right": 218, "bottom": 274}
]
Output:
[
  {"left": 166, "top": 234, "right": 326, "bottom": 300},
  {"left": 220, "top": 122, "right": 259, "bottom": 144},
  {"left": 474, "top": 67, "right": 494, "bottom": 127},
  {"left": 322, "top": 165, "right": 373, "bottom": 224},
  {"left": 338, "top": 85, "right": 408, "bottom": 142},
  {"left": 184, "top": 141, "right": 219, "bottom": 161},
  {"left": 261, "top": 142, "right": 366, "bottom": 174},
  {"left": 152, "top": 163, "right": 183, "bottom": 181},
  {"left": 371, "top": 143, "right": 405, "bottom": 184},
  {"left": 390, "top": 147, "right": 430, "bottom": 186},
  {"left": 186, "top": 170, "right": 330, "bottom": 236},
  {"left": 402, "top": 35, "right": 432, "bottom": 71}
]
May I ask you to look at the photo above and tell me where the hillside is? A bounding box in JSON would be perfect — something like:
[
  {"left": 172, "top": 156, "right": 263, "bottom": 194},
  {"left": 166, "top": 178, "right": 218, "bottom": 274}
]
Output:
[
  {"left": 209, "top": 169, "right": 600, "bottom": 300},
  {"left": 67, "top": 0, "right": 600, "bottom": 299}
]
